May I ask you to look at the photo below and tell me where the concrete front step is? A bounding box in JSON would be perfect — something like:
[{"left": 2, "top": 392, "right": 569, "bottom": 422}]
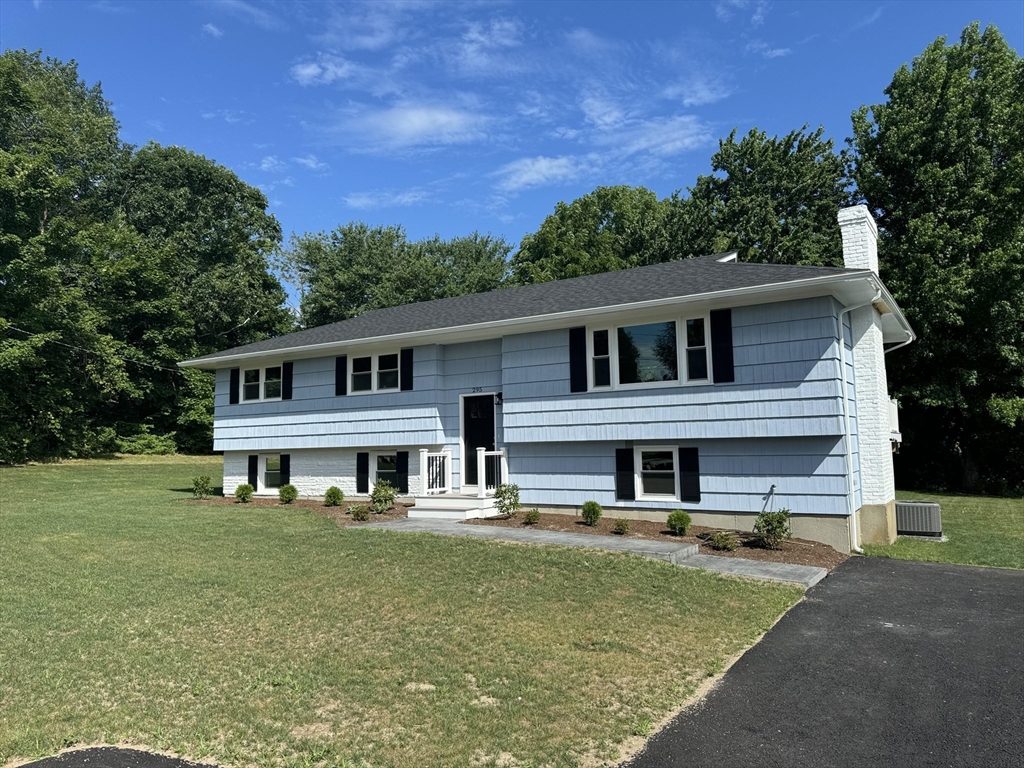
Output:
[{"left": 409, "top": 494, "right": 497, "bottom": 520}]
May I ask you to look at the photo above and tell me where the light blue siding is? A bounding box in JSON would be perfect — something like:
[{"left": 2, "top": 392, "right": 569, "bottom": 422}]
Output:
[
  {"left": 502, "top": 297, "right": 847, "bottom": 444},
  {"left": 508, "top": 436, "right": 850, "bottom": 515}
]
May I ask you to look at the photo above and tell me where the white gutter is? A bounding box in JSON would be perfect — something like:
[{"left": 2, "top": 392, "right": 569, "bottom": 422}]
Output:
[
  {"left": 837, "top": 289, "right": 881, "bottom": 554},
  {"left": 181, "top": 270, "right": 910, "bottom": 369}
]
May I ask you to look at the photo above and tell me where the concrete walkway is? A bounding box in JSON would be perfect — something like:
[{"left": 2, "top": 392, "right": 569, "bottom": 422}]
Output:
[{"left": 363, "top": 518, "right": 826, "bottom": 587}]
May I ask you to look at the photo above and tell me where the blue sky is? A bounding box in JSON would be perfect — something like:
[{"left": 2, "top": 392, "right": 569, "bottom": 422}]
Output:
[{"left": 3, "top": 0, "right": 1022, "bottom": 254}]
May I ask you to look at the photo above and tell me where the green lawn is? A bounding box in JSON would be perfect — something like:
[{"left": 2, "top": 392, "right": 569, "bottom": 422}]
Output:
[
  {"left": 0, "top": 457, "right": 801, "bottom": 768},
  {"left": 863, "top": 490, "right": 1024, "bottom": 569}
]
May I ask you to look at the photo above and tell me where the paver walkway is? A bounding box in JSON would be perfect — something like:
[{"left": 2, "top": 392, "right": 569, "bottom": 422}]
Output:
[
  {"left": 625, "top": 557, "right": 1024, "bottom": 767},
  {"left": 364, "top": 518, "right": 826, "bottom": 587}
]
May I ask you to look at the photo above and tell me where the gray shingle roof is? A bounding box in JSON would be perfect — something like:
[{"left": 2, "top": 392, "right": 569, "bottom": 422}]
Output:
[{"left": 183, "top": 255, "right": 864, "bottom": 365}]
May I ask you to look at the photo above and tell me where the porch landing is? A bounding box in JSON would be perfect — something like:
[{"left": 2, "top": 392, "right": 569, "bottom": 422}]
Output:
[{"left": 408, "top": 494, "right": 497, "bottom": 520}]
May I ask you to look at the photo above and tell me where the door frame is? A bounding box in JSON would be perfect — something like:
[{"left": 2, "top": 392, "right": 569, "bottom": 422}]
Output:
[{"left": 458, "top": 392, "right": 497, "bottom": 493}]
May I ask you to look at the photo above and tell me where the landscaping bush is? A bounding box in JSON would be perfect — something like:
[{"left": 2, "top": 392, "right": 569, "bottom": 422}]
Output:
[
  {"left": 706, "top": 530, "right": 738, "bottom": 551},
  {"left": 191, "top": 475, "right": 212, "bottom": 500},
  {"left": 350, "top": 504, "right": 371, "bottom": 522},
  {"left": 523, "top": 508, "right": 541, "bottom": 525},
  {"left": 613, "top": 518, "right": 630, "bottom": 535},
  {"left": 581, "top": 500, "right": 602, "bottom": 526},
  {"left": 494, "top": 483, "right": 521, "bottom": 519},
  {"left": 754, "top": 508, "right": 792, "bottom": 550},
  {"left": 324, "top": 486, "right": 344, "bottom": 506},
  {"left": 667, "top": 509, "right": 692, "bottom": 536},
  {"left": 278, "top": 484, "right": 298, "bottom": 504},
  {"left": 234, "top": 483, "right": 254, "bottom": 503},
  {"left": 370, "top": 479, "right": 397, "bottom": 514}
]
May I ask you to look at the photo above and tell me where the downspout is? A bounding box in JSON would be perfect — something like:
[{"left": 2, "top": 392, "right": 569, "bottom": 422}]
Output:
[
  {"left": 838, "top": 290, "right": 881, "bottom": 554},
  {"left": 883, "top": 337, "right": 914, "bottom": 355}
]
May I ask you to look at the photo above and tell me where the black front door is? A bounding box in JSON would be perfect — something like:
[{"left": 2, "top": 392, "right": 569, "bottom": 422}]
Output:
[{"left": 463, "top": 395, "right": 495, "bottom": 486}]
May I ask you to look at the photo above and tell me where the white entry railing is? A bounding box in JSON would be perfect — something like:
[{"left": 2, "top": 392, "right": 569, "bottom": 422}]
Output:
[
  {"left": 476, "top": 447, "right": 508, "bottom": 498},
  {"left": 419, "top": 449, "right": 452, "bottom": 495}
]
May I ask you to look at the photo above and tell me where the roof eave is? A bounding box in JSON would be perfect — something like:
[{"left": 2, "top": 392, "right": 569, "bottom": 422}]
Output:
[{"left": 178, "top": 271, "right": 892, "bottom": 369}]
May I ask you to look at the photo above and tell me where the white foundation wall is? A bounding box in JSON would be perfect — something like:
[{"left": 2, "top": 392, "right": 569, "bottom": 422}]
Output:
[{"left": 222, "top": 448, "right": 424, "bottom": 498}]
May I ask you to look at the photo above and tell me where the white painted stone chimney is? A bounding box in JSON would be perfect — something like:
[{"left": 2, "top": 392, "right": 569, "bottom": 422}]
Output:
[{"left": 838, "top": 205, "right": 896, "bottom": 544}]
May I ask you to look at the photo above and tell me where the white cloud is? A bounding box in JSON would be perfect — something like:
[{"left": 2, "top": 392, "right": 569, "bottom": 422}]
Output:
[
  {"left": 202, "top": 23, "right": 223, "bottom": 37},
  {"left": 315, "top": 1, "right": 421, "bottom": 50},
  {"left": 662, "top": 75, "right": 733, "bottom": 107},
  {"left": 202, "top": 109, "right": 252, "bottom": 124},
  {"left": 448, "top": 17, "right": 527, "bottom": 75},
  {"left": 551, "top": 126, "right": 582, "bottom": 140},
  {"left": 565, "top": 28, "right": 619, "bottom": 58},
  {"left": 207, "top": 0, "right": 280, "bottom": 30},
  {"left": 290, "top": 53, "right": 361, "bottom": 86},
  {"left": 335, "top": 104, "right": 490, "bottom": 151},
  {"left": 293, "top": 154, "right": 329, "bottom": 171},
  {"left": 146, "top": 119, "right": 165, "bottom": 132},
  {"left": 579, "top": 91, "right": 627, "bottom": 130},
  {"left": 746, "top": 40, "right": 793, "bottom": 59},
  {"left": 493, "top": 155, "right": 594, "bottom": 193},
  {"left": 259, "top": 155, "right": 288, "bottom": 172},
  {"left": 852, "top": 7, "right": 884, "bottom": 31},
  {"left": 593, "top": 115, "right": 712, "bottom": 158},
  {"left": 343, "top": 188, "right": 429, "bottom": 209},
  {"left": 715, "top": 0, "right": 770, "bottom": 25}
]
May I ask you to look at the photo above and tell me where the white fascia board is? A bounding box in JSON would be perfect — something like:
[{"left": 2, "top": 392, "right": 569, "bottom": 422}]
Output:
[{"left": 179, "top": 271, "right": 906, "bottom": 369}]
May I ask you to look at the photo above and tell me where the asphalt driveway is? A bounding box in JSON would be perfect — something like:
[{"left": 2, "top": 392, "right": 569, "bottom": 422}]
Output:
[{"left": 627, "top": 556, "right": 1024, "bottom": 768}]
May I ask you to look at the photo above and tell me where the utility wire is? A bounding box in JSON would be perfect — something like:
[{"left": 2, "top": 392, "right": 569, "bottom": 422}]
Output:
[{"left": 5, "top": 325, "right": 184, "bottom": 373}]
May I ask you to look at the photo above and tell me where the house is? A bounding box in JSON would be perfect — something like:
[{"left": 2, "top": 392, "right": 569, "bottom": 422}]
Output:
[{"left": 178, "top": 206, "right": 914, "bottom": 553}]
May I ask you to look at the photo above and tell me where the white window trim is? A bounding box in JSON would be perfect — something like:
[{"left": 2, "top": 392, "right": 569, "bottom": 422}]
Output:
[
  {"left": 349, "top": 351, "right": 401, "bottom": 395},
  {"left": 242, "top": 364, "right": 284, "bottom": 402},
  {"left": 586, "top": 315, "right": 713, "bottom": 391},
  {"left": 257, "top": 453, "right": 282, "bottom": 494},
  {"left": 634, "top": 445, "right": 680, "bottom": 502}
]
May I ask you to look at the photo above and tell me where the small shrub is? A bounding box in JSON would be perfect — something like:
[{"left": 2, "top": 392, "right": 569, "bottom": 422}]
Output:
[
  {"left": 370, "top": 479, "right": 398, "bottom": 514},
  {"left": 350, "top": 504, "right": 371, "bottom": 522},
  {"left": 234, "top": 483, "right": 254, "bottom": 503},
  {"left": 493, "top": 483, "right": 521, "bottom": 518},
  {"left": 754, "top": 508, "right": 792, "bottom": 550},
  {"left": 581, "top": 500, "right": 602, "bottom": 526},
  {"left": 279, "top": 484, "right": 298, "bottom": 504},
  {"left": 613, "top": 518, "right": 630, "bottom": 535},
  {"left": 191, "top": 475, "right": 213, "bottom": 500},
  {"left": 116, "top": 426, "right": 177, "bottom": 455},
  {"left": 324, "top": 486, "right": 344, "bottom": 507},
  {"left": 523, "top": 508, "right": 541, "bottom": 525},
  {"left": 667, "top": 509, "right": 692, "bottom": 536},
  {"left": 706, "top": 530, "right": 738, "bottom": 551}
]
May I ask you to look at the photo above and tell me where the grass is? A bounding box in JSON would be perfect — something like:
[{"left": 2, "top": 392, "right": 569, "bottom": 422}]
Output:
[
  {"left": 0, "top": 456, "right": 801, "bottom": 768},
  {"left": 863, "top": 490, "right": 1024, "bottom": 569}
]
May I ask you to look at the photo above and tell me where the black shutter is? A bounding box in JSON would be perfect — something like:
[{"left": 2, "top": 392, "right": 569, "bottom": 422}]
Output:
[
  {"left": 280, "top": 454, "right": 290, "bottom": 486},
  {"left": 247, "top": 454, "right": 258, "bottom": 488},
  {"left": 569, "top": 326, "right": 587, "bottom": 393},
  {"left": 396, "top": 451, "right": 409, "bottom": 493},
  {"left": 335, "top": 355, "right": 347, "bottom": 396},
  {"left": 400, "top": 348, "right": 414, "bottom": 391},
  {"left": 615, "top": 448, "right": 635, "bottom": 501},
  {"left": 229, "top": 368, "right": 240, "bottom": 404},
  {"left": 356, "top": 452, "right": 369, "bottom": 494},
  {"left": 710, "top": 309, "right": 735, "bottom": 384},
  {"left": 282, "top": 362, "right": 294, "bottom": 400},
  {"left": 679, "top": 447, "right": 700, "bottom": 502}
]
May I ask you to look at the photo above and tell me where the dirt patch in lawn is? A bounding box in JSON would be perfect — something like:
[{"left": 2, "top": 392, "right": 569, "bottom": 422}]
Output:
[
  {"left": 464, "top": 513, "right": 849, "bottom": 571},
  {"left": 191, "top": 496, "right": 410, "bottom": 526}
]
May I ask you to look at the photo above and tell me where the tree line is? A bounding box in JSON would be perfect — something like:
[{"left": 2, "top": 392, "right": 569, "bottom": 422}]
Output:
[{"left": 2, "top": 23, "right": 1021, "bottom": 494}]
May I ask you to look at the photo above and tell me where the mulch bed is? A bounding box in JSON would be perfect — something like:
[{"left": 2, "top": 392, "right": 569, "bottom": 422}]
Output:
[
  {"left": 464, "top": 512, "right": 849, "bottom": 571},
  {"left": 191, "top": 496, "right": 410, "bottom": 527}
]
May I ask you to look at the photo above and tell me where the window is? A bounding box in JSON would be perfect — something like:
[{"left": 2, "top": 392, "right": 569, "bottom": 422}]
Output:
[
  {"left": 637, "top": 447, "right": 678, "bottom": 500},
  {"left": 685, "top": 318, "right": 708, "bottom": 381},
  {"left": 592, "top": 330, "right": 611, "bottom": 387},
  {"left": 243, "top": 366, "right": 283, "bottom": 401},
  {"left": 377, "top": 353, "right": 399, "bottom": 391},
  {"left": 350, "top": 353, "right": 402, "bottom": 394},
  {"left": 375, "top": 454, "right": 398, "bottom": 487},
  {"left": 589, "top": 316, "right": 710, "bottom": 390},
  {"left": 264, "top": 455, "right": 282, "bottom": 489}
]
